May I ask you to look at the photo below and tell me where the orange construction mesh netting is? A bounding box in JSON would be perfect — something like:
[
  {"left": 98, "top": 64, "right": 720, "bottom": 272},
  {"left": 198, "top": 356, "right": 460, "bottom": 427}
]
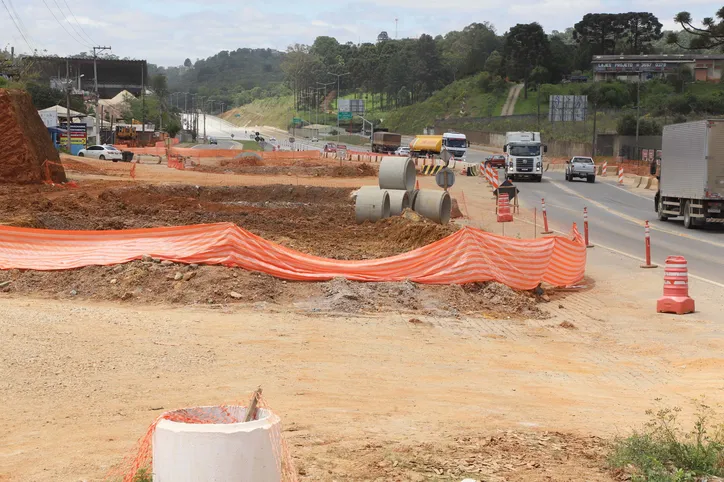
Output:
[
  {"left": 0, "top": 222, "right": 586, "bottom": 288},
  {"left": 106, "top": 391, "right": 297, "bottom": 482}
]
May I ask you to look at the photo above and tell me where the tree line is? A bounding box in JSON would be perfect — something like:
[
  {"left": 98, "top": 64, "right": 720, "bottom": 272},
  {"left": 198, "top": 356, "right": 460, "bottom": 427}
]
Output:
[{"left": 281, "top": 9, "right": 722, "bottom": 111}]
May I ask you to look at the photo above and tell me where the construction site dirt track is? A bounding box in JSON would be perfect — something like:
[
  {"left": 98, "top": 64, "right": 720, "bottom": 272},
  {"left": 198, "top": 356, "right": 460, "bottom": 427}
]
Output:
[{"left": 0, "top": 181, "right": 548, "bottom": 318}]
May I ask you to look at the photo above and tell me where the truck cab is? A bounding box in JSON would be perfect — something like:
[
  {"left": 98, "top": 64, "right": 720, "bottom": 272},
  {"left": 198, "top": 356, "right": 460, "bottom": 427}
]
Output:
[
  {"left": 442, "top": 132, "right": 467, "bottom": 160},
  {"left": 504, "top": 131, "right": 546, "bottom": 182}
]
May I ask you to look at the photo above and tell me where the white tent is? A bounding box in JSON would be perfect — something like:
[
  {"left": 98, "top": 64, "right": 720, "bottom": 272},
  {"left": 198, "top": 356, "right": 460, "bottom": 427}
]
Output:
[{"left": 38, "top": 105, "right": 86, "bottom": 118}]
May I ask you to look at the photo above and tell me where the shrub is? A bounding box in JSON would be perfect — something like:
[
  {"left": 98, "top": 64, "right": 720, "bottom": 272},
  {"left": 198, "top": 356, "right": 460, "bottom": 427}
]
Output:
[{"left": 609, "top": 401, "right": 724, "bottom": 481}]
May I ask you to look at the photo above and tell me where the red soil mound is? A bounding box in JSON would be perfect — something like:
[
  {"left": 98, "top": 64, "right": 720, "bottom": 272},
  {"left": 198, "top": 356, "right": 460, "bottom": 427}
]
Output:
[{"left": 0, "top": 89, "right": 66, "bottom": 184}]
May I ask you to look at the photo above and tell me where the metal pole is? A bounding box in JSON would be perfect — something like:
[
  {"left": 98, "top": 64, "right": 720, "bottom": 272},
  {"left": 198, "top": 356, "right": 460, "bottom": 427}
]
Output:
[
  {"left": 93, "top": 46, "right": 111, "bottom": 145},
  {"left": 327, "top": 73, "right": 350, "bottom": 143},
  {"left": 635, "top": 70, "right": 641, "bottom": 160},
  {"left": 65, "top": 59, "right": 71, "bottom": 152}
]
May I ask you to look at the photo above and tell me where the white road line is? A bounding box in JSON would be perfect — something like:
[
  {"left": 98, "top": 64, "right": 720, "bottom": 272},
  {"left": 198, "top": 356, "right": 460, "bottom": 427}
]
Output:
[
  {"left": 513, "top": 215, "right": 724, "bottom": 289},
  {"left": 547, "top": 178, "right": 724, "bottom": 249}
]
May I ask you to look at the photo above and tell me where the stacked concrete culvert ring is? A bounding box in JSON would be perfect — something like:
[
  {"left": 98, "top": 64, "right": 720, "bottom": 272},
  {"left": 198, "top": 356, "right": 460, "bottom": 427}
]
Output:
[
  {"left": 378, "top": 157, "right": 415, "bottom": 191},
  {"left": 355, "top": 187, "right": 391, "bottom": 224},
  {"left": 387, "top": 189, "right": 410, "bottom": 216},
  {"left": 413, "top": 189, "right": 452, "bottom": 224}
]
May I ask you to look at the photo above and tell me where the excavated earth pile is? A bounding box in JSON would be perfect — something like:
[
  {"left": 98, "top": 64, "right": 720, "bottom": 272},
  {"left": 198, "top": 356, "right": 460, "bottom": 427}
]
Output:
[{"left": 0, "top": 89, "right": 66, "bottom": 184}]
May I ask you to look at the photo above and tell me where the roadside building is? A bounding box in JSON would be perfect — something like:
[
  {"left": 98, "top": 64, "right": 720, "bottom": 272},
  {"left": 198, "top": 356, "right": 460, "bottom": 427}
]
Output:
[{"left": 591, "top": 54, "right": 724, "bottom": 82}]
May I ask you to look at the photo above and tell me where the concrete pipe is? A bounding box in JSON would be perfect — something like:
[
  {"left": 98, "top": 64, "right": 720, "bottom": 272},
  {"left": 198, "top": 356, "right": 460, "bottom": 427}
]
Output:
[
  {"left": 413, "top": 189, "right": 452, "bottom": 224},
  {"left": 379, "top": 157, "right": 416, "bottom": 191},
  {"left": 153, "top": 406, "right": 282, "bottom": 482},
  {"left": 387, "top": 189, "right": 410, "bottom": 216},
  {"left": 355, "top": 186, "right": 391, "bottom": 224},
  {"left": 408, "top": 189, "right": 420, "bottom": 211}
]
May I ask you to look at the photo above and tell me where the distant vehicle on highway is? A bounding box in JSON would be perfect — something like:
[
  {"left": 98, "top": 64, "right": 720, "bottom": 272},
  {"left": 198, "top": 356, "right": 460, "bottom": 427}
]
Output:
[
  {"left": 371, "top": 131, "right": 402, "bottom": 153},
  {"left": 565, "top": 156, "right": 596, "bottom": 183},
  {"left": 323, "top": 143, "right": 337, "bottom": 153},
  {"left": 395, "top": 146, "right": 410, "bottom": 156},
  {"left": 311, "top": 137, "right": 318, "bottom": 142},
  {"left": 77, "top": 144, "right": 123, "bottom": 162},
  {"left": 208, "top": 137, "right": 217, "bottom": 145},
  {"left": 336, "top": 144, "right": 348, "bottom": 151},
  {"left": 269, "top": 137, "right": 277, "bottom": 143},
  {"left": 485, "top": 154, "right": 506, "bottom": 168}
]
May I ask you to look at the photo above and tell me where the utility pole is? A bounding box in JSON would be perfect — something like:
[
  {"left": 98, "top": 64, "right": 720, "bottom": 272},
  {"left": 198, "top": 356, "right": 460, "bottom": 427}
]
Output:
[
  {"left": 327, "top": 72, "right": 350, "bottom": 143},
  {"left": 92, "top": 46, "right": 111, "bottom": 145},
  {"left": 65, "top": 59, "right": 71, "bottom": 152},
  {"left": 395, "top": 18, "right": 398, "bottom": 39},
  {"left": 635, "top": 70, "right": 641, "bottom": 161},
  {"left": 141, "top": 63, "right": 146, "bottom": 138}
]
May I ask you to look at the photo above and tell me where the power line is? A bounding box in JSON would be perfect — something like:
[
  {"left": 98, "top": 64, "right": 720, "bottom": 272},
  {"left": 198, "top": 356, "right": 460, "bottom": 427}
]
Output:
[
  {"left": 6, "top": 0, "right": 35, "bottom": 51},
  {"left": 59, "top": 0, "right": 98, "bottom": 46},
  {"left": 52, "top": 0, "right": 92, "bottom": 47},
  {"left": 40, "top": 0, "right": 91, "bottom": 48},
  {"left": 0, "top": 0, "right": 32, "bottom": 52}
]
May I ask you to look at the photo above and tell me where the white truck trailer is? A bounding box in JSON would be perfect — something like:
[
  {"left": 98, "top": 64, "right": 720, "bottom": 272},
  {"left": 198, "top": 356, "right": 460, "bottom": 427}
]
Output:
[
  {"left": 656, "top": 119, "right": 724, "bottom": 229},
  {"left": 503, "top": 131, "right": 546, "bottom": 182}
]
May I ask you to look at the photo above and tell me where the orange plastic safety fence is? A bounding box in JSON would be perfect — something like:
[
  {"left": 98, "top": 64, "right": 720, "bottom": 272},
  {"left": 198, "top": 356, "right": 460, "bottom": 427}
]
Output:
[
  {"left": 106, "top": 391, "right": 297, "bottom": 482},
  {"left": 0, "top": 223, "right": 586, "bottom": 289}
]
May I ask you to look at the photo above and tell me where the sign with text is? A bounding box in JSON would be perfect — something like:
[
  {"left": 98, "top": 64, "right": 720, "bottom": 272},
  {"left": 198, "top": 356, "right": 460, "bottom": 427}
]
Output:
[
  {"left": 549, "top": 95, "right": 588, "bottom": 122},
  {"left": 338, "top": 111, "right": 352, "bottom": 121},
  {"left": 59, "top": 122, "right": 88, "bottom": 146},
  {"left": 338, "top": 99, "right": 365, "bottom": 114}
]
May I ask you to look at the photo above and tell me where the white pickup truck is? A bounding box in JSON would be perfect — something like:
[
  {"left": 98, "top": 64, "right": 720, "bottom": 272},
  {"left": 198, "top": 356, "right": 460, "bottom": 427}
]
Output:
[{"left": 565, "top": 156, "right": 596, "bottom": 183}]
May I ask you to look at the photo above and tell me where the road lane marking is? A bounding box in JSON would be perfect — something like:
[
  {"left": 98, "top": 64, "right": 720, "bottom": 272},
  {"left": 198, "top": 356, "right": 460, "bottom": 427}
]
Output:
[
  {"left": 512, "top": 215, "right": 724, "bottom": 288},
  {"left": 547, "top": 178, "right": 724, "bottom": 249}
]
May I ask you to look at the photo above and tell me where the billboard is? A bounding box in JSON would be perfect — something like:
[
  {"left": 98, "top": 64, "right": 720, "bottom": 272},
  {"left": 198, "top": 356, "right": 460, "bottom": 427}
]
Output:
[
  {"left": 39, "top": 111, "right": 58, "bottom": 128},
  {"left": 59, "top": 122, "right": 88, "bottom": 155},
  {"left": 548, "top": 95, "right": 588, "bottom": 122},
  {"left": 338, "top": 99, "right": 364, "bottom": 114}
]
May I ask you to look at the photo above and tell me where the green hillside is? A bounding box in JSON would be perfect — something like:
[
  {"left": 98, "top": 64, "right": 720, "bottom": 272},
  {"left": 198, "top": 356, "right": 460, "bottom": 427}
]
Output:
[
  {"left": 220, "top": 95, "right": 294, "bottom": 129},
  {"left": 378, "top": 76, "right": 508, "bottom": 134}
]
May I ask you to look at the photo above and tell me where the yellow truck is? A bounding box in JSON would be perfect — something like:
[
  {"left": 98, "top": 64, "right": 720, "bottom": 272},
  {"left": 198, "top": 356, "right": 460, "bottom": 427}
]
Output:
[{"left": 409, "top": 132, "right": 468, "bottom": 159}]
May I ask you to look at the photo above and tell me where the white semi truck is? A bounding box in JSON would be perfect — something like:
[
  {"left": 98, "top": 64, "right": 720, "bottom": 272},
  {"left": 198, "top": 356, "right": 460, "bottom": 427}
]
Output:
[
  {"left": 503, "top": 132, "right": 546, "bottom": 182},
  {"left": 655, "top": 120, "right": 724, "bottom": 229}
]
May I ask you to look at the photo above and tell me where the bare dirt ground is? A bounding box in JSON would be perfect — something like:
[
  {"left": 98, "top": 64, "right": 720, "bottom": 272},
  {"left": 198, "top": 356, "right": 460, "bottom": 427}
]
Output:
[{"left": 2, "top": 160, "right": 723, "bottom": 481}]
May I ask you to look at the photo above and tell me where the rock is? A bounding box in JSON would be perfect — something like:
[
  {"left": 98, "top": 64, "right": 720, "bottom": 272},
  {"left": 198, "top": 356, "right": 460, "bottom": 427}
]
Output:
[
  {"left": 160, "top": 260, "right": 174, "bottom": 266},
  {"left": 183, "top": 271, "right": 196, "bottom": 281},
  {"left": 174, "top": 272, "right": 183, "bottom": 281},
  {"left": 0, "top": 281, "right": 11, "bottom": 288},
  {"left": 141, "top": 254, "right": 153, "bottom": 262},
  {"left": 110, "top": 278, "right": 118, "bottom": 285},
  {"left": 113, "top": 265, "right": 125, "bottom": 273},
  {"left": 70, "top": 289, "right": 78, "bottom": 296},
  {"left": 534, "top": 285, "right": 545, "bottom": 296},
  {"left": 152, "top": 258, "right": 162, "bottom": 263},
  {"left": 121, "top": 292, "right": 133, "bottom": 301},
  {"left": 229, "top": 291, "right": 243, "bottom": 299},
  {"left": 541, "top": 294, "right": 550, "bottom": 302},
  {"left": 189, "top": 263, "right": 199, "bottom": 269}
]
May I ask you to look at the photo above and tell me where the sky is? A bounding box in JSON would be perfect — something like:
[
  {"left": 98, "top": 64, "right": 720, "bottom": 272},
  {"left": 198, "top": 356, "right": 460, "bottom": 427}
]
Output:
[{"left": 1, "top": 0, "right": 721, "bottom": 66}]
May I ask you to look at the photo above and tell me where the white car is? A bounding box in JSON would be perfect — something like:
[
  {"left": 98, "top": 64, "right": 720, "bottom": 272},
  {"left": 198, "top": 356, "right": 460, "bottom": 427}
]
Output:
[
  {"left": 77, "top": 145, "right": 123, "bottom": 161},
  {"left": 311, "top": 137, "right": 319, "bottom": 142},
  {"left": 269, "top": 137, "right": 277, "bottom": 143},
  {"left": 395, "top": 146, "right": 410, "bottom": 156}
]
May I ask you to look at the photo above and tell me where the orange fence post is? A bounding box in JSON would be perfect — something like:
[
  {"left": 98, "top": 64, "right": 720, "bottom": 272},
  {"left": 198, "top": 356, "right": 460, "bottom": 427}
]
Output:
[
  {"left": 640, "top": 220, "right": 657, "bottom": 268},
  {"left": 541, "top": 198, "right": 553, "bottom": 234},
  {"left": 583, "top": 207, "right": 594, "bottom": 248}
]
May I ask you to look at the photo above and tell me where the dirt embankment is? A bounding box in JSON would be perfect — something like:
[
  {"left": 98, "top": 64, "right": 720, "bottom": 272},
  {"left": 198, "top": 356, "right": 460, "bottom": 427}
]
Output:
[
  {"left": 0, "top": 182, "right": 548, "bottom": 318},
  {"left": 0, "top": 89, "right": 66, "bottom": 184},
  {"left": 192, "top": 157, "right": 378, "bottom": 178}
]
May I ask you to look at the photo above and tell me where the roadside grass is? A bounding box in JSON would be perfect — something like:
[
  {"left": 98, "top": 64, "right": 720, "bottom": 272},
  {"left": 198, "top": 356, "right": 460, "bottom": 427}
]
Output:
[
  {"left": 608, "top": 401, "right": 724, "bottom": 481},
  {"left": 237, "top": 140, "right": 263, "bottom": 151}
]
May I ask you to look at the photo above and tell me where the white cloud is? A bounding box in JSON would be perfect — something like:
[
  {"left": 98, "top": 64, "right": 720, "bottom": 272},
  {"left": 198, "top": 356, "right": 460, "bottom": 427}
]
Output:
[{"left": 2, "top": 0, "right": 722, "bottom": 65}]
